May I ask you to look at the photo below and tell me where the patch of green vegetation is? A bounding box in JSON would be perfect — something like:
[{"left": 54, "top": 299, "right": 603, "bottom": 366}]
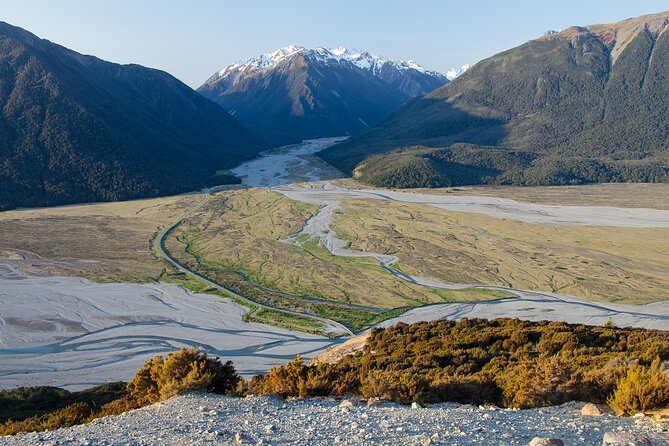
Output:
[
  {"left": 363, "top": 307, "right": 411, "bottom": 327},
  {"left": 0, "top": 383, "right": 127, "bottom": 423},
  {"left": 300, "top": 238, "right": 379, "bottom": 269},
  {"left": 248, "top": 309, "right": 326, "bottom": 336},
  {"left": 311, "top": 304, "right": 381, "bottom": 332},
  {"left": 161, "top": 271, "right": 239, "bottom": 303},
  {"left": 431, "top": 287, "right": 515, "bottom": 302}
]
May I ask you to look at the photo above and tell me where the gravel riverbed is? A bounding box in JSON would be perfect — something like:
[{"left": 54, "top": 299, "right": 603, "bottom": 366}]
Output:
[{"left": 2, "top": 393, "right": 668, "bottom": 446}]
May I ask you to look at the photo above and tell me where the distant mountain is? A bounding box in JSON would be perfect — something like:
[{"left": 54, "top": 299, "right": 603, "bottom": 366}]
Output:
[
  {"left": 197, "top": 45, "right": 449, "bottom": 145},
  {"left": 445, "top": 64, "right": 470, "bottom": 81},
  {"left": 318, "top": 11, "right": 669, "bottom": 188},
  {"left": 0, "top": 22, "right": 267, "bottom": 210}
]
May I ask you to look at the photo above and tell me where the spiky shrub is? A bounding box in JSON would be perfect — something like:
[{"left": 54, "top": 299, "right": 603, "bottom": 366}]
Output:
[{"left": 608, "top": 358, "right": 669, "bottom": 415}]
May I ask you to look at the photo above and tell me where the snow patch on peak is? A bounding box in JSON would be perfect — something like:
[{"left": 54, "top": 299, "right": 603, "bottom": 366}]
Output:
[
  {"left": 213, "top": 45, "right": 446, "bottom": 81},
  {"left": 446, "top": 64, "right": 470, "bottom": 81},
  {"left": 216, "top": 44, "right": 306, "bottom": 78},
  {"left": 540, "top": 29, "right": 561, "bottom": 38},
  {"left": 330, "top": 46, "right": 349, "bottom": 57}
]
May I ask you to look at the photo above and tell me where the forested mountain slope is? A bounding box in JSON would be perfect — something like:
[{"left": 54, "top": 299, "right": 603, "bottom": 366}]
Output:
[
  {"left": 318, "top": 12, "right": 669, "bottom": 188},
  {"left": 0, "top": 22, "right": 267, "bottom": 210}
]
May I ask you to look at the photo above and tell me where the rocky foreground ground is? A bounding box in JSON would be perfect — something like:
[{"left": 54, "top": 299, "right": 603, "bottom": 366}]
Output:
[{"left": 2, "top": 393, "right": 668, "bottom": 446}]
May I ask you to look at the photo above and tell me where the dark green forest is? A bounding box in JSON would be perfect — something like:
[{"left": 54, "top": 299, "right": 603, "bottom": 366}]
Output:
[{"left": 0, "top": 22, "right": 266, "bottom": 210}]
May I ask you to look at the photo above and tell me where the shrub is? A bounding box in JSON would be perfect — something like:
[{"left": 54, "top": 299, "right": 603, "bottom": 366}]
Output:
[
  {"left": 1, "top": 349, "right": 239, "bottom": 436},
  {"left": 262, "top": 356, "right": 309, "bottom": 397},
  {"left": 0, "top": 382, "right": 127, "bottom": 423},
  {"left": 0, "top": 402, "right": 92, "bottom": 436},
  {"left": 249, "top": 318, "right": 669, "bottom": 410},
  {"left": 608, "top": 358, "right": 669, "bottom": 415},
  {"left": 128, "top": 348, "right": 240, "bottom": 404}
]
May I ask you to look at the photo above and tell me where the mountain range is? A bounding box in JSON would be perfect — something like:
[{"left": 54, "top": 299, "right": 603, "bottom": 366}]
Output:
[
  {"left": 197, "top": 45, "right": 451, "bottom": 146},
  {"left": 0, "top": 22, "right": 267, "bottom": 210},
  {"left": 2, "top": 10, "right": 668, "bottom": 210},
  {"left": 319, "top": 11, "right": 669, "bottom": 188}
]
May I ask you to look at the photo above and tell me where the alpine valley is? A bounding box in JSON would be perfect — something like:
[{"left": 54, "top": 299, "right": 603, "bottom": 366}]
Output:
[
  {"left": 2, "top": 8, "right": 669, "bottom": 446},
  {"left": 198, "top": 45, "right": 453, "bottom": 145}
]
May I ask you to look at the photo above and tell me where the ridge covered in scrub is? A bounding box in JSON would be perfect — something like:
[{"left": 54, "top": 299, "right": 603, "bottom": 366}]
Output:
[
  {"left": 318, "top": 11, "right": 669, "bottom": 188},
  {"left": 2, "top": 319, "right": 669, "bottom": 436},
  {"left": 257, "top": 318, "right": 669, "bottom": 410}
]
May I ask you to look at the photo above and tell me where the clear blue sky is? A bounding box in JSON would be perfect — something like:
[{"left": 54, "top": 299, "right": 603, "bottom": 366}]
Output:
[{"left": 3, "top": 1, "right": 668, "bottom": 88}]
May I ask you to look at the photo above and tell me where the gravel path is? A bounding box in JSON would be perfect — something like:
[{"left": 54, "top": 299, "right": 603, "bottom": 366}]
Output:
[{"left": 2, "top": 393, "right": 668, "bottom": 446}]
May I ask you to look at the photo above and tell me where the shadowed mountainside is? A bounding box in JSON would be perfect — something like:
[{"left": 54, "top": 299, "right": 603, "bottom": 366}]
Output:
[
  {"left": 198, "top": 46, "right": 448, "bottom": 146},
  {"left": 0, "top": 22, "right": 267, "bottom": 210}
]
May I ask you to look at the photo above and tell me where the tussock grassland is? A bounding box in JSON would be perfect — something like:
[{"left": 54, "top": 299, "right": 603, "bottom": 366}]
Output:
[
  {"left": 333, "top": 199, "right": 669, "bottom": 303},
  {"left": 166, "top": 189, "right": 506, "bottom": 313},
  {"left": 2, "top": 183, "right": 667, "bottom": 308},
  {"left": 0, "top": 194, "right": 201, "bottom": 282}
]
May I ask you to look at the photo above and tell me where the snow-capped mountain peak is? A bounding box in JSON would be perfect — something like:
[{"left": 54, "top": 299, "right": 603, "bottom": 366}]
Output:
[
  {"left": 199, "top": 45, "right": 452, "bottom": 146},
  {"left": 445, "top": 64, "right": 470, "bottom": 81},
  {"left": 214, "top": 45, "right": 446, "bottom": 81},
  {"left": 216, "top": 44, "right": 306, "bottom": 77}
]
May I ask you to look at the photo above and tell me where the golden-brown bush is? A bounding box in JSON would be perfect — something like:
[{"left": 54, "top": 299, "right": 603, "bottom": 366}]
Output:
[
  {"left": 608, "top": 358, "right": 669, "bottom": 415},
  {"left": 1, "top": 348, "right": 239, "bottom": 436},
  {"left": 127, "top": 348, "right": 240, "bottom": 404},
  {"left": 254, "top": 318, "right": 669, "bottom": 409}
]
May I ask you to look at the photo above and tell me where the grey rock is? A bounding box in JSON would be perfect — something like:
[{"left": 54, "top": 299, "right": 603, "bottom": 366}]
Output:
[
  {"left": 602, "top": 432, "right": 655, "bottom": 445},
  {"left": 581, "top": 403, "right": 604, "bottom": 416},
  {"left": 529, "top": 438, "right": 564, "bottom": 446}
]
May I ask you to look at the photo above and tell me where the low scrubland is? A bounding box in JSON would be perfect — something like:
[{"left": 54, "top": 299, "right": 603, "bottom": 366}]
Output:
[
  {"left": 257, "top": 319, "right": 669, "bottom": 412},
  {"left": 2, "top": 319, "right": 669, "bottom": 436},
  {"left": 0, "top": 349, "right": 239, "bottom": 436}
]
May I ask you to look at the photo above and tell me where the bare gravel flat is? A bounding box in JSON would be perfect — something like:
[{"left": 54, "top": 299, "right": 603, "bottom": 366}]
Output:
[{"left": 2, "top": 393, "right": 668, "bottom": 446}]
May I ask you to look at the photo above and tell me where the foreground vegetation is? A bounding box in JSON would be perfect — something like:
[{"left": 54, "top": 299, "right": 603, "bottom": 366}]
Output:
[
  {"left": 3, "top": 319, "right": 668, "bottom": 436},
  {"left": 0, "top": 349, "right": 239, "bottom": 436},
  {"left": 257, "top": 319, "right": 669, "bottom": 412}
]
